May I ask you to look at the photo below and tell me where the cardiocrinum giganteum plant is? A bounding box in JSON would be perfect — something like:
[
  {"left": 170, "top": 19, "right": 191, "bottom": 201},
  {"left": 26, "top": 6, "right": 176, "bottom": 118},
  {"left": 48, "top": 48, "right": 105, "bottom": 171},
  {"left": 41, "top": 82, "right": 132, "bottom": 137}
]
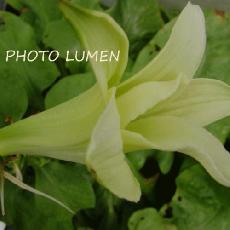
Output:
[{"left": 0, "top": 0, "right": 230, "bottom": 212}]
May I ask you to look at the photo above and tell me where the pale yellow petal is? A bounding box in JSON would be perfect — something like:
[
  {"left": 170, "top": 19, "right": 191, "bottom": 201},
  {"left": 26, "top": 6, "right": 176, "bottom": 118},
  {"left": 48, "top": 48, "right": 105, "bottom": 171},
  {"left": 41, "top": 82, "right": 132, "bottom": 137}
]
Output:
[
  {"left": 127, "top": 116, "right": 230, "bottom": 187},
  {"left": 86, "top": 89, "right": 141, "bottom": 201},
  {"left": 147, "top": 79, "right": 230, "bottom": 126},
  {"left": 118, "top": 2, "right": 206, "bottom": 95},
  {"left": 60, "top": 1, "right": 129, "bottom": 97},
  {"left": 117, "top": 77, "right": 181, "bottom": 127},
  {"left": 0, "top": 85, "right": 104, "bottom": 163}
]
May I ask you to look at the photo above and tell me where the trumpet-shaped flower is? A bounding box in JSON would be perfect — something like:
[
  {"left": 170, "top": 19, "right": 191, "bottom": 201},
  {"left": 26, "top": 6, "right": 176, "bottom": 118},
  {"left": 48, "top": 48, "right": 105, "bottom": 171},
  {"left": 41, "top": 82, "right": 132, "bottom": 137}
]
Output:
[{"left": 0, "top": 1, "right": 230, "bottom": 202}]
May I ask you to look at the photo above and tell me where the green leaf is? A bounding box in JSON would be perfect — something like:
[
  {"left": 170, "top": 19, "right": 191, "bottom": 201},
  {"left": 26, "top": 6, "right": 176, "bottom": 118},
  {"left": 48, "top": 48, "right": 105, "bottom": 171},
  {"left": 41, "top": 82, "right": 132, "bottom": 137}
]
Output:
[
  {"left": 196, "top": 12, "right": 230, "bottom": 140},
  {"left": 172, "top": 164, "right": 230, "bottom": 230},
  {"left": 45, "top": 73, "right": 95, "bottom": 109},
  {"left": 20, "top": 0, "right": 101, "bottom": 29},
  {"left": 71, "top": 0, "right": 101, "bottom": 9},
  {"left": 207, "top": 117, "right": 230, "bottom": 143},
  {"left": 160, "top": 0, "right": 230, "bottom": 12},
  {"left": 3, "top": 178, "right": 74, "bottom": 230},
  {"left": 127, "top": 149, "right": 170, "bottom": 195},
  {"left": 118, "top": 3, "right": 206, "bottom": 95},
  {"left": 20, "top": 0, "right": 62, "bottom": 36},
  {"left": 6, "top": 0, "right": 23, "bottom": 10},
  {"left": 19, "top": 0, "right": 92, "bottom": 57},
  {"left": 155, "top": 151, "right": 174, "bottom": 175},
  {"left": 43, "top": 18, "right": 81, "bottom": 58},
  {"left": 0, "top": 74, "right": 28, "bottom": 127},
  {"left": 34, "top": 161, "right": 95, "bottom": 211},
  {"left": 19, "top": 0, "right": 100, "bottom": 43},
  {"left": 128, "top": 208, "right": 176, "bottom": 230},
  {"left": 132, "top": 20, "right": 174, "bottom": 74},
  {"left": 127, "top": 150, "right": 153, "bottom": 170},
  {"left": 197, "top": 12, "right": 230, "bottom": 84},
  {"left": 60, "top": 0, "right": 129, "bottom": 97},
  {"left": 110, "top": 0, "right": 164, "bottom": 53},
  {"left": 127, "top": 149, "right": 174, "bottom": 175},
  {"left": 0, "top": 12, "right": 59, "bottom": 99}
]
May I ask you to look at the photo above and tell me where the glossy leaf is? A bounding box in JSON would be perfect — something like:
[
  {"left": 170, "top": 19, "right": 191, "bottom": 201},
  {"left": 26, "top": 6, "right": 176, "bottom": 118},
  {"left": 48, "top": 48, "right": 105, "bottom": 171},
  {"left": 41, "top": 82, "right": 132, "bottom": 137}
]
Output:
[
  {"left": 19, "top": 0, "right": 61, "bottom": 36},
  {"left": 132, "top": 20, "right": 175, "bottom": 74},
  {"left": 0, "top": 12, "right": 59, "bottom": 97},
  {"left": 128, "top": 208, "right": 176, "bottom": 230},
  {"left": 172, "top": 164, "right": 230, "bottom": 230},
  {"left": 110, "top": 0, "right": 163, "bottom": 53},
  {"left": 45, "top": 73, "right": 95, "bottom": 108},
  {"left": 34, "top": 161, "right": 95, "bottom": 211},
  {"left": 3, "top": 180, "right": 74, "bottom": 230},
  {"left": 0, "top": 75, "right": 28, "bottom": 127},
  {"left": 43, "top": 18, "right": 81, "bottom": 58}
]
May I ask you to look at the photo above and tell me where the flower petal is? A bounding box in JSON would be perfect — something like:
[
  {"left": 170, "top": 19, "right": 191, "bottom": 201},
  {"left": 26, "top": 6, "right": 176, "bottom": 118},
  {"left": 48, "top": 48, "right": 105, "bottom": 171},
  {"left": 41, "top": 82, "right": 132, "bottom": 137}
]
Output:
[
  {"left": 122, "top": 130, "right": 153, "bottom": 153},
  {"left": 60, "top": 0, "right": 129, "bottom": 97},
  {"left": 117, "top": 77, "right": 181, "bottom": 127},
  {"left": 0, "top": 85, "right": 104, "bottom": 163},
  {"left": 86, "top": 89, "right": 141, "bottom": 202},
  {"left": 127, "top": 116, "right": 230, "bottom": 187},
  {"left": 146, "top": 79, "right": 230, "bottom": 126},
  {"left": 118, "top": 2, "right": 206, "bottom": 95}
]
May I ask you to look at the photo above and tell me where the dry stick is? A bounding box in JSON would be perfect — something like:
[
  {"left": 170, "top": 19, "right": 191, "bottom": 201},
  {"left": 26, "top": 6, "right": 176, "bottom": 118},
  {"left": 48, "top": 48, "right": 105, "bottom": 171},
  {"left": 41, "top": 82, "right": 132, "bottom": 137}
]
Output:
[
  {"left": 0, "top": 172, "right": 5, "bottom": 216},
  {"left": 13, "top": 162, "right": 23, "bottom": 181},
  {"left": 4, "top": 172, "right": 74, "bottom": 214}
]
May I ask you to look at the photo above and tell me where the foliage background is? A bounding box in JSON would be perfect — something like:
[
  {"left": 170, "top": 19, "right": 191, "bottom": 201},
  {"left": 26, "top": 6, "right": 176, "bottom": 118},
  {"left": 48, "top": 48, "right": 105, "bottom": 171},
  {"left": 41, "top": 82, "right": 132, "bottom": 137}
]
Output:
[{"left": 0, "top": 0, "right": 229, "bottom": 229}]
